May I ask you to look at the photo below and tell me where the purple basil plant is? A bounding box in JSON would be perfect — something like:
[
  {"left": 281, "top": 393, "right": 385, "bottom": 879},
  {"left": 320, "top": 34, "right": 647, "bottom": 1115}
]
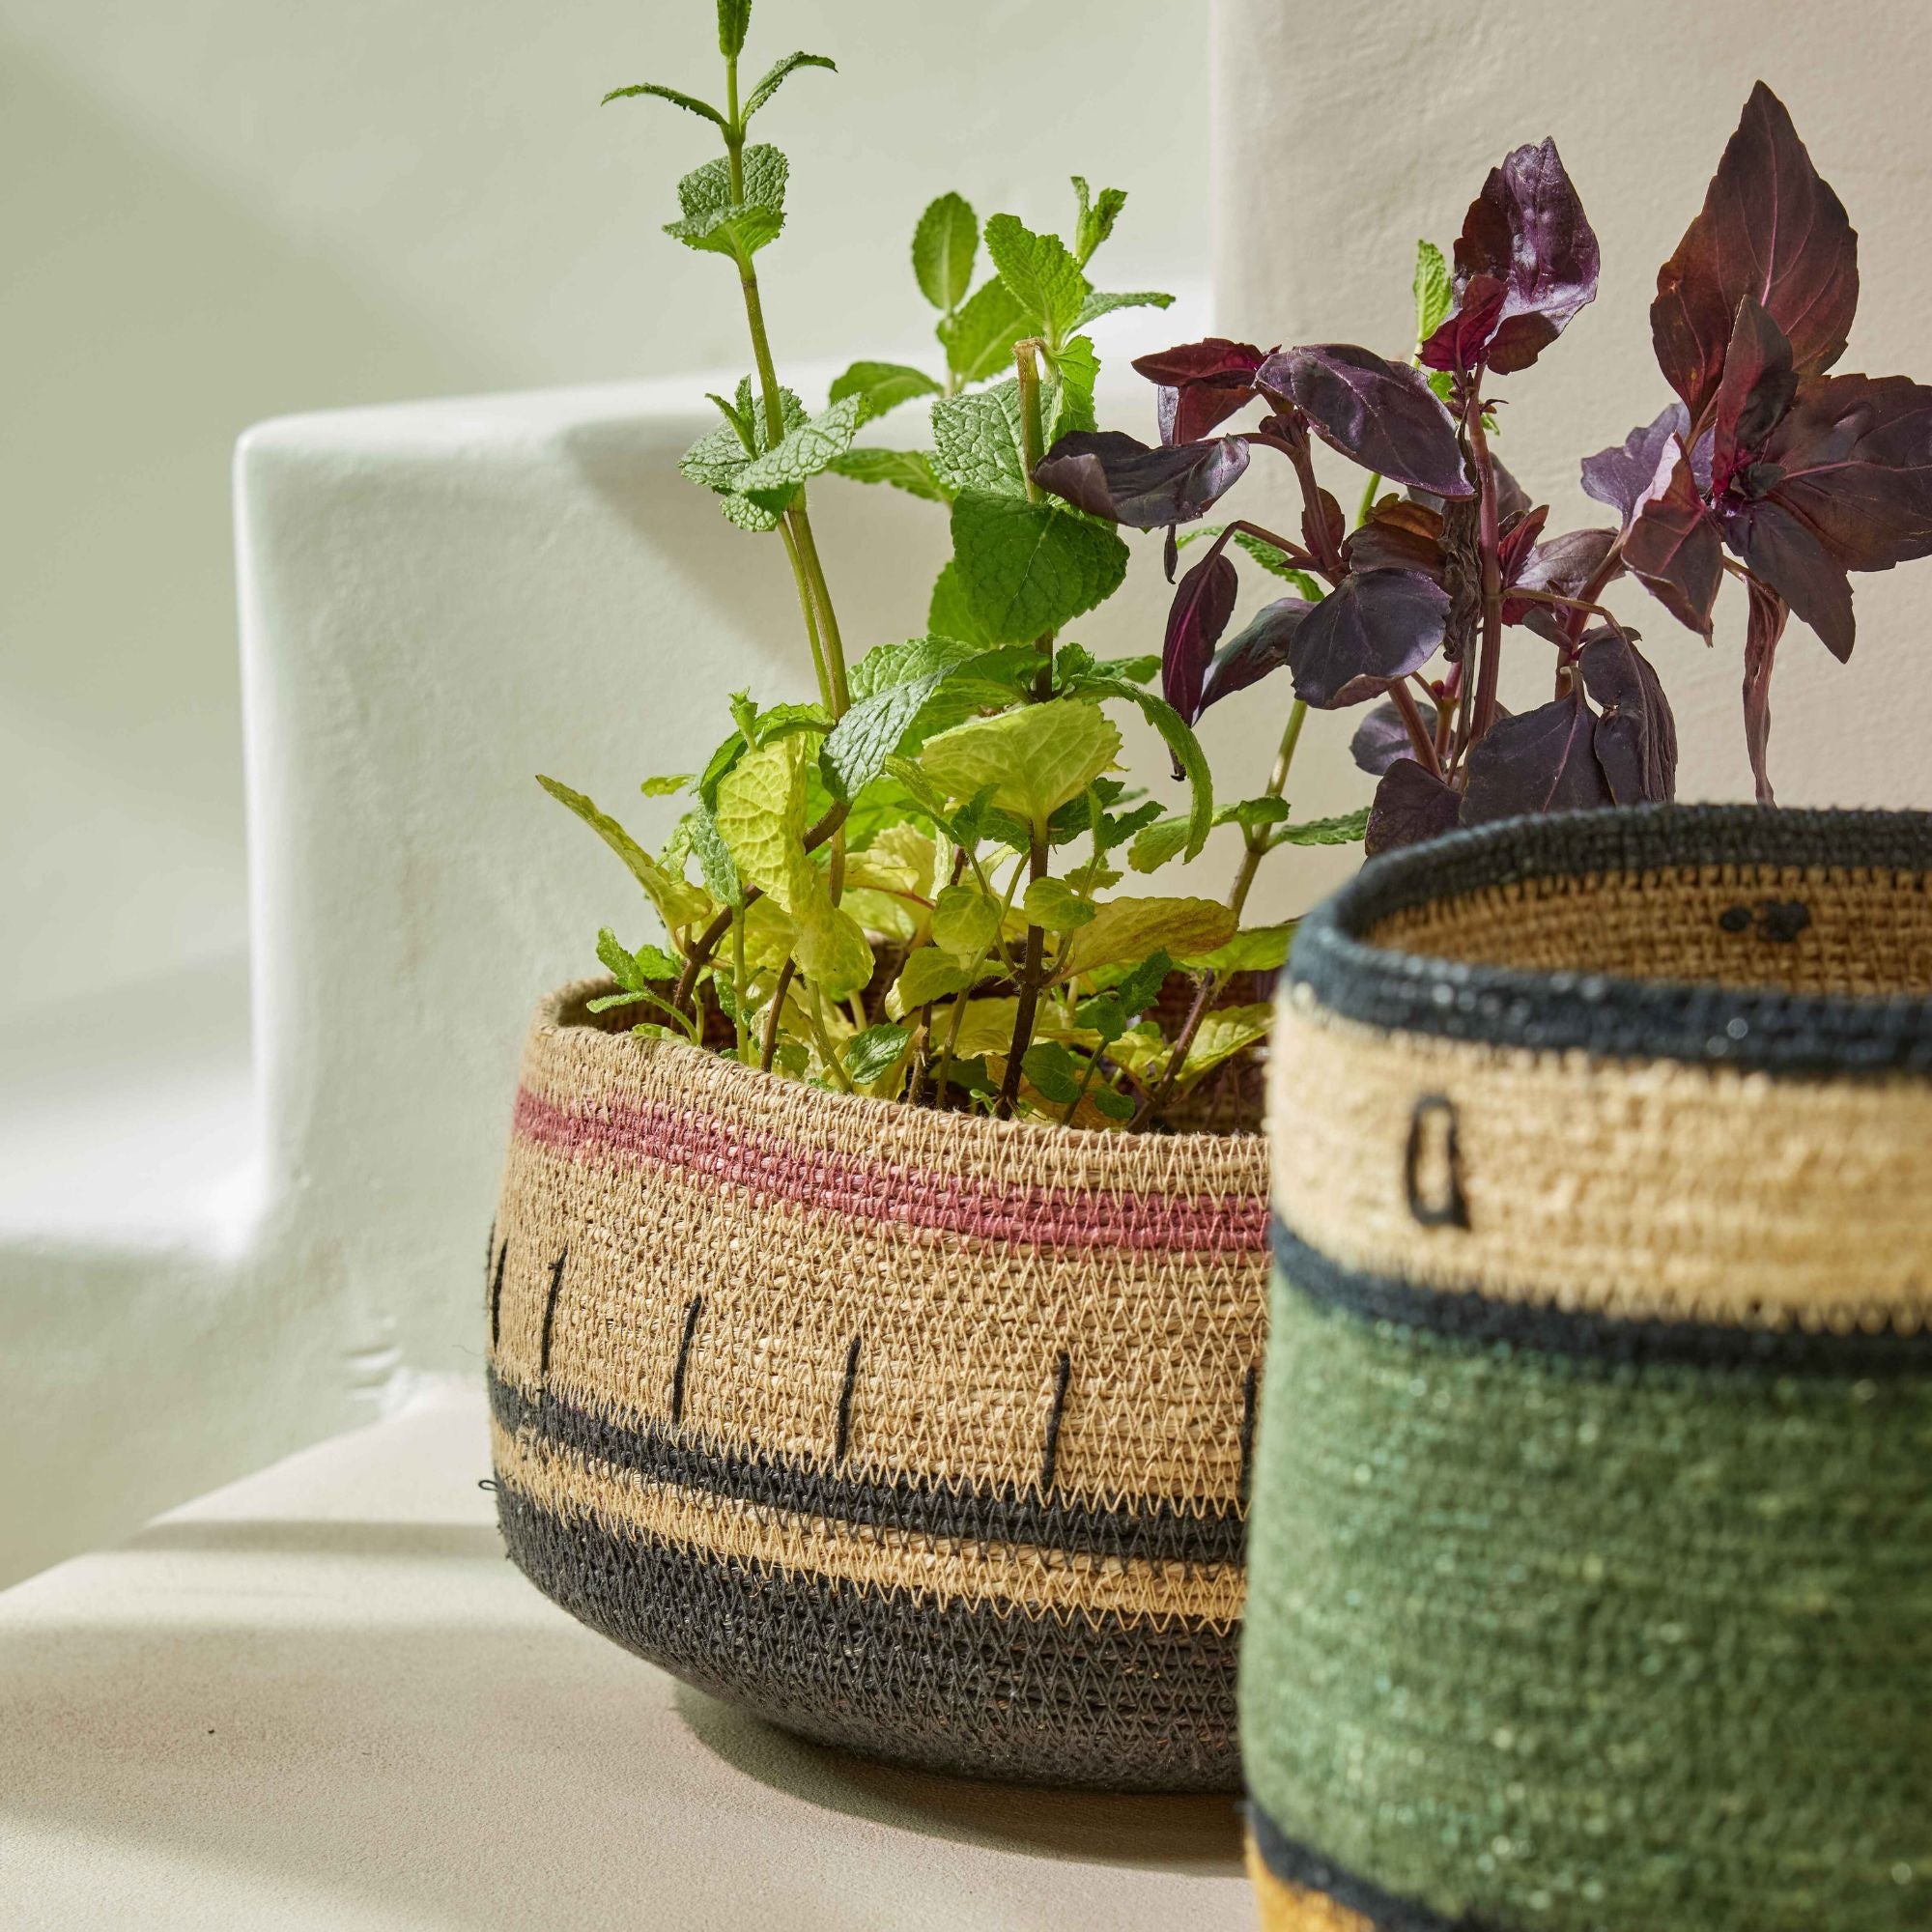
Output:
[{"left": 1034, "top": 82, "right": 1932, "bottom": 848}]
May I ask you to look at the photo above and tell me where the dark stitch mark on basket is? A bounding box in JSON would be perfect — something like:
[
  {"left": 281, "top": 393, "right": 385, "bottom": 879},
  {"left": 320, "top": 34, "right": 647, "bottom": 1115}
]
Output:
[
  {"left": 1040, "top": 1350, "right": 1073, "bottom": 1494},
  {"left": 835, "top": 1333, "right": 863, "bottom": 1464},
  {"left": 538, "top": 1248, "right": 568, "bottom": 1381},
  {"left": 488, "top": 1240, "right": 507, "bottom": 1352},
  {"left": 670, "top": 1294, "right": 704, "bottom": 1426},
  {"left": 484, "top": 1220, "right": 496, "bottom": 1309},
  {"left": 1237, "top": 1364, "right": 1259, "bottom": 1505},
  {"left": 1405, "top": 1094, "right": 1468, "bottom": 1230},
  {"left": 1719, "top": 902, "right": 1752, "bottom": 933},
  {"left": 1761, "top": 898, "right": 1811, "bottom": 942}
]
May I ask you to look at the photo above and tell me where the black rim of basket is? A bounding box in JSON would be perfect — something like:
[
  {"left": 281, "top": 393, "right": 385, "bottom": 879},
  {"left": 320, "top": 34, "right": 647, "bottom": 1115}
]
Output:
[{"left": 1289, "top": 805, "right": 1932, "bottom": 1074}]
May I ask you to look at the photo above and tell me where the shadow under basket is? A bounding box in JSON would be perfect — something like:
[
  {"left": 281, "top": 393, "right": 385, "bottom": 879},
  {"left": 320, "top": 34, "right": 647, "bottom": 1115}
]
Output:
[
  {"left": 486, "top": 980, "right": 1268, "bottom": 1790},
  {"left": 1244, "top": 806, "right": 1932, "bottom": 1931}
]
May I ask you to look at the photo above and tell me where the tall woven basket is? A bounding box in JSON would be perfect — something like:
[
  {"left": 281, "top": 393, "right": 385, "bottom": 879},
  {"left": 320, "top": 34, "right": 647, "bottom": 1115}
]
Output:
[
  {"left": 1244, "top": 807, "right": 1932, "bottom": 1931},
  {"left": 486, "top": 980, "right": 1268, "bottom": 1789}
]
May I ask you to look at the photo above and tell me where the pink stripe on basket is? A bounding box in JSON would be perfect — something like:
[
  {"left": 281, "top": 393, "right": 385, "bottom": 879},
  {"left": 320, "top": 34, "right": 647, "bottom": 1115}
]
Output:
[{"left": 513, "top": 1087, "right": 1266, "bottom": 1254}]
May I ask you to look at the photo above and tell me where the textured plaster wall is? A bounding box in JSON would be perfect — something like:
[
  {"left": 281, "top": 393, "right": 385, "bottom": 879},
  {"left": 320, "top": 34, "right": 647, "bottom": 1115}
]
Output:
[
  {"left": 1212, "top": 0, "right": 1932, "bottom": 820},
  {"left": 1, "top": 0, "right": 1205, "bottom": 1019}
]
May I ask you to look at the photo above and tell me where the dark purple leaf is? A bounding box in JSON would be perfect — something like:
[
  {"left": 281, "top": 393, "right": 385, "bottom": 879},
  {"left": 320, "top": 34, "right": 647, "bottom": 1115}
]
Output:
[
  {"left": 1711, "top": 295, "right": 1798, "bottom": 486},
  {"left": 1752, "top": 372, "right": 1932, "bottom": 571},
  {"left": 1624, "top": 453, "right": 1723, "bottom": 639},
  {"left": 1289, "top": 569, "right": 1448, "bottom": 708},
  {"left": 1653, "top": 82, "right": 1859, "bottom": 426},
  {"left": 1350, "top": 699, "right": 1416, "bottom": 777},
  {"left": 1462, "top": 692, "right": 1614, "bottom": 823},
  {"left": 1581, "top": 403, "right": 1691, "bottom": 526},
  {"left": 1742, "top": 576, "right": 1788, "bottom": 805},
  {"left": 1508, "top": 526, "right": 1619, "bottom": 639},
  {"left": 1346, "top": 498, "right": 1444, "bottom": 578},
  {"left": 1495, "top": 504, "right": 1552, "bottom": 590},
  {"left": 1161, "top": 548, "right": 1239, "bottom": 724},
  {"left": 1197, "top": 597, "right": 1314, "bottom": 716},
  {"left": 1720, "top": 495, "right": 1855, "bottom": 661},
  {"left": 1420, "top": 275, "right": 1507, "bottom": 378},
  {"left": 1257, "top": 345, "right": 1472, "bottom": 499},
  {"left": 1426, "top": 139, "right": 1601, "bottom": 377},
  {"left": 1034, "top": 430, "right": 1250, "bottom": 529},
  {"left": 1133, "top": 339, "right": 1269, "bottom": 445},
  {"left": 1365, "top": 758, "right": 1463, "bottom": 855},
  {"left": 1301, "top": 487, "right": 1346, "bottom": 568},
  {"left": 1578, "top": 628, "right": 1678, "bottom": 804},
  {"left": 1133, "top": 339, "right": 1269, "bottom": 387}
]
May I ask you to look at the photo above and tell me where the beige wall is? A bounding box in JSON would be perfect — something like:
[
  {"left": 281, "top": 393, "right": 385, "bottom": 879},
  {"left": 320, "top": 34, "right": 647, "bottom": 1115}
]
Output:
[
  {"left": 1213, "top": 0, "right": 1932, "bottom": 817},
  {"left": 1, "top": 1, "right": 1205, "bottom": 1014}
]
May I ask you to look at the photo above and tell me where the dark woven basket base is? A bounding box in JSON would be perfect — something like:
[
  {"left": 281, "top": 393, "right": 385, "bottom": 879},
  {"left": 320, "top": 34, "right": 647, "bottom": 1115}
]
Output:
[{"left": 497, "top": 1485, "right": 1239, "bottom": 1792}]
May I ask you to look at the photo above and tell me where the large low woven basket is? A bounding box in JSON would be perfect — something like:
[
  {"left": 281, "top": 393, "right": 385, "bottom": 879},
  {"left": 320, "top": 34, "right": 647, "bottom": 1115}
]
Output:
[
  {"left": 1244, "top": 807, "right": 1932, "bottom": 1931},
  {"left": 486, "top": 980, "right": 1268, "bottom": 1789}
]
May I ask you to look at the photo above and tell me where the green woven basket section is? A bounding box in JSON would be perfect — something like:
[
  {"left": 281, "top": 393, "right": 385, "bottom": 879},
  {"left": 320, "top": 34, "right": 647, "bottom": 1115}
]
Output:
[{"left": 1240, "top": 1267, "right": 1932, "bottom": 1932}]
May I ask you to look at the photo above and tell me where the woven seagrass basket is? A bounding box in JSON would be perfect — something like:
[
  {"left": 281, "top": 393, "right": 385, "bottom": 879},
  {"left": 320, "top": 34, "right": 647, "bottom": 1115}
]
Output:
[
  {"left": 1243, "top": 806, "right": 1932, "bottom": 1931},
  {"left": 486, "top": 980, "right": 1268, "bottom": 1789}
]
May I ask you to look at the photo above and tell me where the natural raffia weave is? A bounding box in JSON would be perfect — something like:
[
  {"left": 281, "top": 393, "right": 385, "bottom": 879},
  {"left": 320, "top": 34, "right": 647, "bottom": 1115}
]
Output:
[
  {"left": 488, "top": 980, "right": 1268, "bottom": 1789},
  {"left": 1244, "top": 808, "right": 1932, "bottom": 1932}
]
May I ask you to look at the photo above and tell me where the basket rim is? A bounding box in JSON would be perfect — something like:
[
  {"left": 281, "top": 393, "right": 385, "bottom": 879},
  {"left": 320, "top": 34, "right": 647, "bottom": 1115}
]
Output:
[
  {"left": 528, "top": 977, "right": 1266, "bottom": 1159},
  {"left": 1288, "top": 804, "right": 1932, "bottom": 1074}
]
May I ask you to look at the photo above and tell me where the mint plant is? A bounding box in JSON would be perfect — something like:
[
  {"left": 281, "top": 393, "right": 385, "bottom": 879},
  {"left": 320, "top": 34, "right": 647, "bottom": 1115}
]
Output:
[
  {"left": 541, "top": 0, "right": 1370, "bottom": 1130},
  {"left": 1042, "top": 82, "right": 1932, "bottom": 849}
]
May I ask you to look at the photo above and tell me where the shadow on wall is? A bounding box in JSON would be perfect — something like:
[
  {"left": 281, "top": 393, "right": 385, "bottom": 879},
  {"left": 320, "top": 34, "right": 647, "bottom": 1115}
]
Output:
[{"left": 0, "top": 33, "right": 497, "bottom": 1019}]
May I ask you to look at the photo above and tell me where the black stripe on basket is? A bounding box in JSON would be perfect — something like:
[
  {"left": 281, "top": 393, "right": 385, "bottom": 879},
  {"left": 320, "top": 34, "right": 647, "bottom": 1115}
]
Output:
[
  {"left": 489, "top": 1370, "right": 1245, "bottom": 1564},
  {"left": 1272, "top": 1219, "right": 1932, "bottom": 1378},
  {"left": 497, "top": 1480, "right": 1240, "bottom": 1792},
  {"left": 1248, "top": 1804, "right": 1489, "bottom": 1932},
  {"left": 1289, "top": 805, "right": 1932, "bottom": 1073}
]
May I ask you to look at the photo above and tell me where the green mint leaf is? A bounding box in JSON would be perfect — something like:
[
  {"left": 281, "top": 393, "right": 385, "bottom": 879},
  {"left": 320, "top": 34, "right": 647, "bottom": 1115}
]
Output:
[
  {"left": 1228, "top": 530, "right": 1323, "bottom": 598},
  {"left": 680, "top": 380, "right": 806, "bottom": 528},
  {"left": 1021, "top": 878, "right": 1096, "bottom": 933},
  {"left": 913, "top": 192, "right": 979, "bottom": 312},
  {"left": 1270, "top": 806, "right": 1371, "bottom": 847},
  {"left": 735, "top": 394, "right": 864, "bottom": 507},
  {"left": 1115, "top": 949, "right": 1176, "bottom": 1014},
  {"left": 1045, "top": 335, "right": 1099, "bottom": 442},
  {"left": 1052, "top": 896, "right": 1235, "bottom": 986},
  {"left": 1065, "top": 674, "right": 1214, "bottom": 862},
  {"left": 640, "top": 773, "right": 693, "bottom": 797},
  {"left": 828, "top": 359, "right": 942, "bottom": 424},
  {"left": 1176, "top": 1003, "right": 1273, "bottom": 1085},
  {"left": 1426, "top": 367, "right": 1456, "bottom": 407},
  {"left": 1095, "top": 653, "right": 1161, "bottom": 685},
  {"left": 845, "top": 1022, "right": 913, "bottom": 1085},
  {"left": 927, "top": 559, "right": 995, "bottom": 648},
  {"left": 1214, "top": 794, "right": 1293, "bottom": 834},
  {"left": 1020, "top": 1040, "right": 1083, "bottom": 1107},
  {"left": 826, "top": 447, "right": 950, "bottom": 502},
  {"left": 1412, "top": 240, "right": 1453, "bottom": 348},
  {"left": 982, "top": 213, "right": 1088, "bottom": 345},
  {"left": 929, "top": 383, "right": 1028, "bottom": 497},
  {"left": 1071, "top": 179, "right": 1129, "bottom": 265},
  {"left": 919, "top": 699, "right": 1122, "bottom": 837},
  {"left": 936, "top": 278, "right": 1030, "bottom": 385},
  {"left": 664, "top": 145, "right": 788, "bottom": 259},
  {"left": 601, "top": 82, "right": 727, "bottom": 129},
  {"left": 1073, "top": 289, "right": 1175, "bottom": 330},
  {"left": 895, "top": 947, "right": 973, "bottom": 1011},
  {"left": 929, "top": 882, "right": 1003, "bottom": 962},
  {"left": 537, "top": 776, "right": 712, "bottom": 932},
  {"left": 742, "top": 51, "right": 835, "bottom": 120},
  {"left": 1127, "top": 816, "right": 1190, "bottom": 874},
  {"left": 847, "top": 636, "right": 981, "bottom": 702},
  {"left": 595, "top": 927, "right": 682, "bottom": 990},
  {"left": 1178, "top": 923, "right": 1295, "bottom": 976},
  {"left": 716, "top": 0, "right": 752, "bottom": 58},
  {"left": 820, "top": 667, "right": 962, "bottom": 801},
  {"left": 1089, "top": 1085, "right": 1136, "bottom": 1122},
  {"left": 949, "top": 492, "right": 1129, "bottom": 643},
  {"left": 685, "top": 806, "right": 743, "bottom": 907}
]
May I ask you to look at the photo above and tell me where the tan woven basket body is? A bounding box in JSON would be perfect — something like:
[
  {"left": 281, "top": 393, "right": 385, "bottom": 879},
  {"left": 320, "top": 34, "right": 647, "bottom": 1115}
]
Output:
[{"left": 486, "top": 981, "right": 1269, "bottom": 1788}]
